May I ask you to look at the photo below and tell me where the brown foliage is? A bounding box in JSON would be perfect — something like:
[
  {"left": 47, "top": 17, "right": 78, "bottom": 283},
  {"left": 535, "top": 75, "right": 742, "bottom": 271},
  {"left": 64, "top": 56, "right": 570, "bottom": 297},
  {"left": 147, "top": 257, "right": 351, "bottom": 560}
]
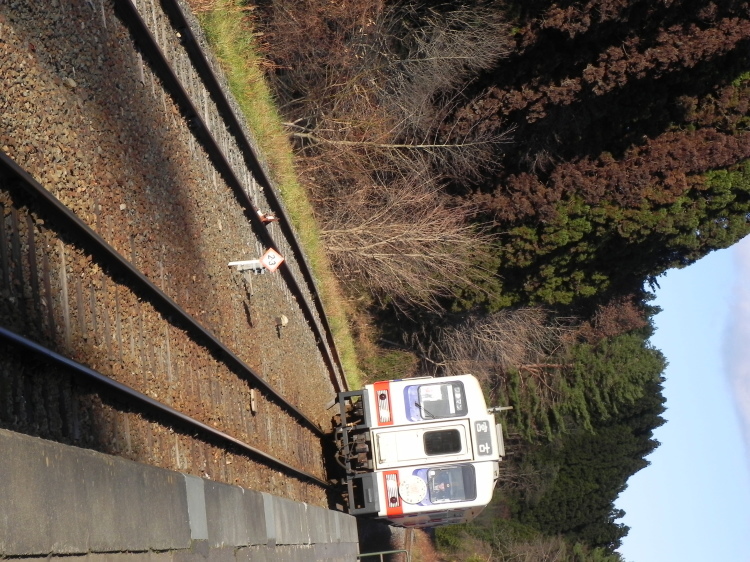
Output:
[
  {"left": 251, "top": 2, "right": 515, "bottom": 310},
  {"left": 477, "top": 127, "right": 750, "bottom": 222},
  {"left": 498, "top": 15, "right": 750, "bottom": 123},
  {"left": 448, "top": 0, "right": 750, "bottom": 206},
  {"left": 576, "top": 295, "right": 648, "bottom": 344}
]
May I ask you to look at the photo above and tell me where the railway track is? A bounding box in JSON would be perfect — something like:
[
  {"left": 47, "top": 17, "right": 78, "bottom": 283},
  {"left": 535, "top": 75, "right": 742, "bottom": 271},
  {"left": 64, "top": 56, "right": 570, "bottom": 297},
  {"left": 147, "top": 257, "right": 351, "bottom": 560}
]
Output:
[
  {"left": 0, "top": 133, "right": 331, "bottom": 501},
  {"left": 0, "top": 150, "right": 320, "bottom": 433},
  {"left": 114, "top": 0, "right": 346, "bottom": 394},
  {"left": 0, "top": 0, "right": 346, "bottom": 505},
  {"left": 0, "top": 325, "right": 330, "bottom": 488}
]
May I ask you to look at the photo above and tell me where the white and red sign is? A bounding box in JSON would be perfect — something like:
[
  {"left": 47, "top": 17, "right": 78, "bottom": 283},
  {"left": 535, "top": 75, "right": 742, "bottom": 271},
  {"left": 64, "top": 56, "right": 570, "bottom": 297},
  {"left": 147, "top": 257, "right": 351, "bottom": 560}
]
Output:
[{"left": 260, "top": 248, "right": 284, "bottom": 272}]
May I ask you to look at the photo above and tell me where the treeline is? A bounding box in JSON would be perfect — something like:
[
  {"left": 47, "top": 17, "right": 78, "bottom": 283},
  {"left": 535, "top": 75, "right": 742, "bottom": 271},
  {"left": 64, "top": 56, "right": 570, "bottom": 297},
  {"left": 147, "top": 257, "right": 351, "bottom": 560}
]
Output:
[
  {"left": 244, "top": 0, "right": 750, "bottom": 559},
  {"left": 458, "top": 0, "right": 750, "bottom": 307},
  {"left": 256, "top": 0, "right": 750, "bottom": 313},
  {"left": 414, "top": 302, "right": 666, "bottom": 555}
]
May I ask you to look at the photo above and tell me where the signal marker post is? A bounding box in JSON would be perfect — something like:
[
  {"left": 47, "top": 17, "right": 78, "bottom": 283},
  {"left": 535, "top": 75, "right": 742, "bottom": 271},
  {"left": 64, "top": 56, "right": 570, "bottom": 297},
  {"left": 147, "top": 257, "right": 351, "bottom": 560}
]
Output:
[
  {"left": 229, "top": 248, "right": 285, "bottom": 294},
  {"left": 260, "top": 248, "right": 284, "bottom": 272}
]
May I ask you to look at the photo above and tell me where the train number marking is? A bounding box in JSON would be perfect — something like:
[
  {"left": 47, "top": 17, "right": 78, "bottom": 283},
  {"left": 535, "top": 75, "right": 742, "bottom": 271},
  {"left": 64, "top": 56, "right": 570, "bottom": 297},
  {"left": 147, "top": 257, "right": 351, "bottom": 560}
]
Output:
[{"left": 474, "top": 421, "right": 493, "bottom": 456}]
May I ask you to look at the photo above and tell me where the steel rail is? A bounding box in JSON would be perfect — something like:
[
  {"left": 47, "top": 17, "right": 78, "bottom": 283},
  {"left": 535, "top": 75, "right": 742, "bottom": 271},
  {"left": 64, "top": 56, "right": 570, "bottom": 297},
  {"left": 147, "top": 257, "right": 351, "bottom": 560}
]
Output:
[
  {"left": 157, "top": 0, "right": 346, "bottom": 390},
  {"left": 113, "top": 0, "right": 346, "bottom": 394},
  {"left": 0, "top": 149, "right": 324, "bottom": 437},
  {"left": 0, "top": 325, "right": 331, "bottom": 488}
]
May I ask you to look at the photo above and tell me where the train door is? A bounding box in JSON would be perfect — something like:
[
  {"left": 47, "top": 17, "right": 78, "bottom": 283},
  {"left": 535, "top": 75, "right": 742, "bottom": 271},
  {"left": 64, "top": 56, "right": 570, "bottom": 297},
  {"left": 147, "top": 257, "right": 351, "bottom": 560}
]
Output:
[{"left": 373, "top": 420, "right": 473, "bottom": 469}]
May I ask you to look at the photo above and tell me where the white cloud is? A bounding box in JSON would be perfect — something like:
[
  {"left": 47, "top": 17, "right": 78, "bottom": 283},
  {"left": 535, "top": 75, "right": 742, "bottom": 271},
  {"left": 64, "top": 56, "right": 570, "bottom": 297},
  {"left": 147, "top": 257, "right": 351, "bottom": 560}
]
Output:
[{"left": 726, "top": 235, "right": 750, "bottom": 460}]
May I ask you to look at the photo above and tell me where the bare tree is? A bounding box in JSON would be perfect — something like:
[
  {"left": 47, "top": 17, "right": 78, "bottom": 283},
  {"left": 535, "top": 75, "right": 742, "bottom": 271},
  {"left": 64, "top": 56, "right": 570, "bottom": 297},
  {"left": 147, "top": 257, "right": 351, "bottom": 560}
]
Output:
[
  {"left": 321, "top": 173, "right": 497, "bottom": 311},
  {"left": 496, "top": 459, "right": 559, "bottom": 500},
  {"left": 261, "top": 1, "right": 515, "bottom": 311},
  {"left": 419, "top": 308, "right": 576, "bottom": 378},
  {"left": 285, "top": 2, "right": 514, "bottom": 181},
  {"left": 405, "top": 308, "right": 579, "bottom": 437},
  {"left": 494, "top": 535, "right": 568, "bottom": 562},
  {"left": 376, "top": 3, "right": 514, "bottom": 142}
]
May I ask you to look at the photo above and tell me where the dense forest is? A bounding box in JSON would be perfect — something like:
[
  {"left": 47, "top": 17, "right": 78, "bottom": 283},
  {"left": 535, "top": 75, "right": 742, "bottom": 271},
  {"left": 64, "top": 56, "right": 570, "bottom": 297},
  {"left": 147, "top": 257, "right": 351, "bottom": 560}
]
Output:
[{"left": 245, "top": 0, "right": 750, "bottom": 559}]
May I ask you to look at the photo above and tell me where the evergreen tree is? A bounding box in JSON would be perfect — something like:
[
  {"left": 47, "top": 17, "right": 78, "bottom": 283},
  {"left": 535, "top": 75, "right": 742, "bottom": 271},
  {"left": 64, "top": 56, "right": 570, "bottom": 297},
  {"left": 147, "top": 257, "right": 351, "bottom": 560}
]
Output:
[
  {"left": 512, "top": 327, "right": 667, "bottom": 552},
  {"left": 448, "top": 0, "right": 750, "bottom": 306}
]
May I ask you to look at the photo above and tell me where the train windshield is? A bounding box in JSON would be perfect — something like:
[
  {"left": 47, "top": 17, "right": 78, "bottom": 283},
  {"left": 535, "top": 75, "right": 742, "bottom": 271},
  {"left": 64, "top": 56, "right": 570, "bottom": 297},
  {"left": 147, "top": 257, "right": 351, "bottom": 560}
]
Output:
[
  {"left": 427, "top": 465, "right": 477, "bottom": 503},
  {"left": 417, "top": 382, "right": 467, "bottom": 419}
]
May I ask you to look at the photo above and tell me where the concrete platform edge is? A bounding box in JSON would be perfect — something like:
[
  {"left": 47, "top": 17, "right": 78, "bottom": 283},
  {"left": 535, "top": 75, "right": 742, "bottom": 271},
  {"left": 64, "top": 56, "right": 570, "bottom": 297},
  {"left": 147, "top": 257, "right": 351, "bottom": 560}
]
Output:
[{"left": 0, "top": 429, "right": 359, "bottom": 561}]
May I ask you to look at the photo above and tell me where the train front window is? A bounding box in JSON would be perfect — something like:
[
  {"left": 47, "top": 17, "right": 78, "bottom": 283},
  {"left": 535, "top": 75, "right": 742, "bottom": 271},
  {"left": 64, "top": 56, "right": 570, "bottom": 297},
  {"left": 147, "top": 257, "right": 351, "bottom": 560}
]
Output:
[
  {"left": 427, "top": 465, "right": 477, "bottom": 503},
  {"left": 417, "top": 382, "right": 467, "bottom": 419},
  {"left": 424, "top": 429, "right": 462, "bottom": 455}
]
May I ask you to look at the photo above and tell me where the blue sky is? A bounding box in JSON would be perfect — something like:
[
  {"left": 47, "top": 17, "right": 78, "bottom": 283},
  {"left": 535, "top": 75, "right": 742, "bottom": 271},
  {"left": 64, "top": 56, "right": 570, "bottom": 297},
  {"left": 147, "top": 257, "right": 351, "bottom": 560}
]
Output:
[{"left": 616, "top": 236, "right": 750, "bottom": 562}]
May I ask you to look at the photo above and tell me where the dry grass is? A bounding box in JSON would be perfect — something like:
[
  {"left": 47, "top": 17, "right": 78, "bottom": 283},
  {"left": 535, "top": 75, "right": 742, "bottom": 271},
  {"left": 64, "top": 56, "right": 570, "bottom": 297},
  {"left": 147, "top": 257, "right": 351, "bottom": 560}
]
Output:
[{"left": 411, "top": 529, "right": 444, "bottom": 562}]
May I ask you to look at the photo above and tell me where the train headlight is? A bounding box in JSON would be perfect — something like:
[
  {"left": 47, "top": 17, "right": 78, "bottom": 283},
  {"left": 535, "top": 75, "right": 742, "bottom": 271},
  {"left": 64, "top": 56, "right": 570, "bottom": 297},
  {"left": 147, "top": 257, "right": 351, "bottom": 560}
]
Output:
[
  {"left": 378, "top": 390, "right": 391, "bottom": 423},
  {"left": 385, "top": 472, "right": 401, "bottom": 509},
  {"left": 373, "top": 382, "right": 393, "bottom": 425}
]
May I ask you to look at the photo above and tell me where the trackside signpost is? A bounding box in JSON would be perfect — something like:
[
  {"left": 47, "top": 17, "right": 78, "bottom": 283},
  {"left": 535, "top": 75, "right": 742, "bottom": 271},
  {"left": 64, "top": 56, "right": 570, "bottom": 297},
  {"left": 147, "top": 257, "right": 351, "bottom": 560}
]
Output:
[
  {"left": 228, "top": 248, "right": 285, "bottom": 294},
  {"left": 228, "top": 248, "right": 285, "bottom": 274},
  {"left": 260, "top": 248, "right": 284, "bottom": 272}
]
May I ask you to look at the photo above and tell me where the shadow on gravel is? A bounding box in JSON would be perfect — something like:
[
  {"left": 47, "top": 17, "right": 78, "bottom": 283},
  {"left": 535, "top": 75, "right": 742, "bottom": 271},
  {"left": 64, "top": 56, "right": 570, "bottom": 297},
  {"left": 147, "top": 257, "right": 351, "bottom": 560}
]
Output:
[{"left": 357, "top": 518, "right": 411, "bottom": 562}]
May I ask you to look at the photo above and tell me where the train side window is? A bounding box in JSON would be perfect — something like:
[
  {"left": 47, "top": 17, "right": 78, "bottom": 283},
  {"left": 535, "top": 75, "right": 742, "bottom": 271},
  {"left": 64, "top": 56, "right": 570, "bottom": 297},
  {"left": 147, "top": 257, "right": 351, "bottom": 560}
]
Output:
[
  {"left": 424, "top": 429, "right": 462, "bottom": 455},
  {"left": 417, "top": 382, "right": 467, "bottom": 419}
]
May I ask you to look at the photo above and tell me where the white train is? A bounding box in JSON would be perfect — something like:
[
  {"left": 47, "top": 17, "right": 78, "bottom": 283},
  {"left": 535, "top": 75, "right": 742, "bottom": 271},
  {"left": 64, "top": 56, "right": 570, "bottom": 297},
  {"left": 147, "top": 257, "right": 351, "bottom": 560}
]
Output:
[{"left": 333, "top": 374, "right": 505, "bottom": 528}]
